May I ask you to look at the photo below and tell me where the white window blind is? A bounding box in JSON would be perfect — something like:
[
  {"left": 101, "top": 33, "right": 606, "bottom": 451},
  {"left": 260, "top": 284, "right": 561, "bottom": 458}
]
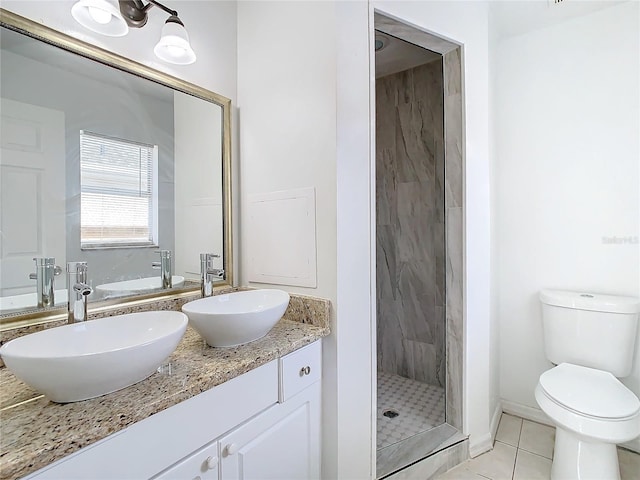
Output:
[{"left": 80, "top": 130, "right": 158, "bottom": 248}]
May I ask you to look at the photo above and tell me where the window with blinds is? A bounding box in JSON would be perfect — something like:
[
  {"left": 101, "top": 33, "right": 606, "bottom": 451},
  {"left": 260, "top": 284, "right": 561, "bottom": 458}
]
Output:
[{"left": 80, "top": 130, "right": 158, "bottom": 249}]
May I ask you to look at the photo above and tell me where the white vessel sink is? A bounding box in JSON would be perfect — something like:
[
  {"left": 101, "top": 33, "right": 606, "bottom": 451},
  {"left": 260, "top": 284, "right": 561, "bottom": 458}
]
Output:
[
  {"left": 95, "top": 275, "right": 185, "bottom": 295},
  {"left": 182, "top": 289, "right": 290, "bottom": 347},
  {"left": 0, "top": 289, "right": 68, "bottom": 311},
  {"left": 0, "top": 311, "right": 188, "bottom": 403}
]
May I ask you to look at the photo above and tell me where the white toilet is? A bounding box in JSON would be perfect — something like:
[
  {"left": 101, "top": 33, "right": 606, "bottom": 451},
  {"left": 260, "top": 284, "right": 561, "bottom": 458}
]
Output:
[{"left": 536, "top": 289, "right": 640, "bottom": 480}]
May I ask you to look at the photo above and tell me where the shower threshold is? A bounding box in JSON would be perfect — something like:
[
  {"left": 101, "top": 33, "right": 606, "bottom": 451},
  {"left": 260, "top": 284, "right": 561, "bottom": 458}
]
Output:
[{"left": 376, "top": 423, "right": 466, "bottom": 479}]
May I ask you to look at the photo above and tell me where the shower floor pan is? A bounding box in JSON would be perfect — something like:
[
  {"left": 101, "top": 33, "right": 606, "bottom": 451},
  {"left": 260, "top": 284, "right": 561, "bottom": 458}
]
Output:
[{"left": 377, "top": 371, "right": 464, "bottom": 479}]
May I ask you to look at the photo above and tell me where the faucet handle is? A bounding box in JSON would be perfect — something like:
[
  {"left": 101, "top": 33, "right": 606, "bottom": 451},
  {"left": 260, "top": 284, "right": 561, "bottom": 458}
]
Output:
[
  {"left": 153, "top": 250, "right": 171, "bottom": 269},
  {"left": 200, "top": 253, "right": 220, "bottom": 269},
  {"left": 67, "top": 261, "right": 88, "bottom": 283},
  {"left": 66, "top": 261, "right": 87, "bottom": 273},
  {"left": 33, "top": 257, "right": 55, "bottom": 266},
  {"left": 29, "top": 257, "right": 62, "bottom": 279}
]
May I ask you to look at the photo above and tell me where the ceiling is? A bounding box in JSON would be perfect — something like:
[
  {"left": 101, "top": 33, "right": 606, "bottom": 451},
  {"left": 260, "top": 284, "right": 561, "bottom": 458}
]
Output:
[
  {"left": 375, "top": 32, "right": 440, "bottom": 79},
  {"left": 490, "top": 0, "right": 627, "bottom": 39}
]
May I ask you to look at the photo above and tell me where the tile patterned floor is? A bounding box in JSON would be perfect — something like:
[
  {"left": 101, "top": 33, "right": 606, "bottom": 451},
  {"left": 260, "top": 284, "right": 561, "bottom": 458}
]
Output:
[
  {"left": 377, "top": 371, "right": 446, "bottom": 450},
  {"left": 435, "top": 413, "right": 640, "bottom": 480}
]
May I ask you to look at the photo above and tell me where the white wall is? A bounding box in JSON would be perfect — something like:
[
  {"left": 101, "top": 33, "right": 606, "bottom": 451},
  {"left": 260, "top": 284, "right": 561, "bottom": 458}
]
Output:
[
  {"left": 494, "top": 1, "right": 640, "bottom": 450},
  {"left": 373, "top": 1, "right": 495, "bottom": 456},
  {"left": 236, "top": 1, "right": 337, "bottom": 301},
  {"left": 488, "top": 8, "right": 502, "bottom": 443},
  {"left": 335, "top": 2, "right": 376, "bottom": 477},
  {"left": 236, "top": 3, "right": 364, "bottom": 478}
]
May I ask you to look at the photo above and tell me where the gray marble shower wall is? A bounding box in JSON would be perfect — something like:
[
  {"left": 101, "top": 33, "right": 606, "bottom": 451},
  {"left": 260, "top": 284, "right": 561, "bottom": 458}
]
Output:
[{"left": 376, "top": 60, "right": 446, "bottom": 388}]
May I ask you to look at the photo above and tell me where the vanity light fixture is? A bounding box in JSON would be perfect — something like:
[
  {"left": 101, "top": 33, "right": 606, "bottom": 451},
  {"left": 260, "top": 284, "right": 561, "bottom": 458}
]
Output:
[
  {"left": 71, "top": 0, "right": 129, "bottom": 37},
  {"left": 153, "top": 15, "right": 196, "bottom": 65},
  {"left": 71, "top": 0, "right": 196, "bottom": 65}
]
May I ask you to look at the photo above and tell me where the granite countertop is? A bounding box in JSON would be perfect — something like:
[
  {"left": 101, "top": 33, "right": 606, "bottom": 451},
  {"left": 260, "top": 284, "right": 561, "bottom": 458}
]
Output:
[{"left": 0, "top": 316, "right": 330, "bottom": 480}]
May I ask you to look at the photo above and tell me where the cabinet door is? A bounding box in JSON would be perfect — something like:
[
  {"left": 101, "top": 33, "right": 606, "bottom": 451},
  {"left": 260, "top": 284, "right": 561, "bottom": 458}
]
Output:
[
  {"left": 152, "top": 440, "right": 219, "bottom": 480},
  {"left": 219, "top": 383, "right": 320, "bottom": 480}
]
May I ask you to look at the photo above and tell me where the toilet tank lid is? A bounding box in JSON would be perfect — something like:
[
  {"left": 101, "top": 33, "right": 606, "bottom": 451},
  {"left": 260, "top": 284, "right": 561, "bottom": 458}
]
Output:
[{"left": 539, "top": 289, "right": 640, "bottom": 314}]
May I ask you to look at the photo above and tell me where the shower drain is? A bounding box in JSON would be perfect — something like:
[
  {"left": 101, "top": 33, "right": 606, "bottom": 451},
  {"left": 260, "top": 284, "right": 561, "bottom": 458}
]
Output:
[{"left": 382, "top": 409, "right": 399, "bottom": 419}]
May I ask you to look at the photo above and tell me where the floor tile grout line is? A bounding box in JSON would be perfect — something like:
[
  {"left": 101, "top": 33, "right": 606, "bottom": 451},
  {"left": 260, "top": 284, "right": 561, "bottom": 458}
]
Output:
[
  {"left": 513, "top": 417, "right": 523, "bottom": 480},
  {"left": 516, "top": 418, "right": 523, "bottom": 450},
  {"left": 517, "top": 446, "right": 553, "bottom": 461}
]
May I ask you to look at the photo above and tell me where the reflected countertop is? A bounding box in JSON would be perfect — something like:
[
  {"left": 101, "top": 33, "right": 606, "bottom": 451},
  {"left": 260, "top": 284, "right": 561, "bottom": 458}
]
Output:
[{"left": 0, "top": 299, "right": 330, "bottom": 480}]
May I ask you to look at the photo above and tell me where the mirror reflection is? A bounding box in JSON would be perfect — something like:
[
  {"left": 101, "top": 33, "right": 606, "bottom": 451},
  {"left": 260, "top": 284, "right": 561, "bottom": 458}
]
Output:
[{"left": 0, "top": 20, "right": 229, "bottom": 318}]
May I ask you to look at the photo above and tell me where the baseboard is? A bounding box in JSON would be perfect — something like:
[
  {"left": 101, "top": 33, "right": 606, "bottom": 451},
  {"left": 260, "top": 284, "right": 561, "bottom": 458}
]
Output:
[
  {"left": 490, "top": 400, "right": 502, "bottom": 443},
  {"left": 468, "top": 432, "right": 492, "bottom": 458},
  {"left": 468, "top": 402, "right": 502, "bottom": 459},
  {"left": 501, "top": 399, "right": 640, "bottom": 454},
  {"left": 500, "top": 399, "right": 553, "bottom": 427}
]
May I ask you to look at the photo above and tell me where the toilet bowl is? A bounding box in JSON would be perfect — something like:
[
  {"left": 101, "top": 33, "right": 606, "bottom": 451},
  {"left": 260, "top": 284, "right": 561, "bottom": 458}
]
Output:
[
  {"left": 537, "top": 289, "right": 640, "bottom": 480},
  {"left": 535, "top": 363, "right": 640, "bottom": 479}
]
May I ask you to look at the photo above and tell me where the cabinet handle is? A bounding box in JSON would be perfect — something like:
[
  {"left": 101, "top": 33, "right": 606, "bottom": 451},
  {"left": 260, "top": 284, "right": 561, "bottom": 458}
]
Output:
[
  {"left": 206, "top": 456, "right": 219, "bottom": 470},
  {"left": 299, "top": 366, "right": 311, "bottom": 376},
  {"left": 225, "top": 443, "right": 238, "bottom": 456}
]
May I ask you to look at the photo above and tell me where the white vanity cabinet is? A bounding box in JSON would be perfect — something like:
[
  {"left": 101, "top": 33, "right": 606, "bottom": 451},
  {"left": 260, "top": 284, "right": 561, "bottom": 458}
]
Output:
[
  {"left": 24, "top": 341, "right": 321, "bottom": 480},
  {"left": 219, "top": 342, "right": 321, "bottom": 480}
]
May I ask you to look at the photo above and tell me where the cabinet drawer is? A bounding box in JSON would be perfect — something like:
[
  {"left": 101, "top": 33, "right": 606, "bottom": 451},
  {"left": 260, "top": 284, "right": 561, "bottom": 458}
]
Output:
[
  {"left": 279, "top": 341, "right": 321, "bottom": 402},
  {"left": 152, "top": 440, "right": 219, "bottom": 480}
]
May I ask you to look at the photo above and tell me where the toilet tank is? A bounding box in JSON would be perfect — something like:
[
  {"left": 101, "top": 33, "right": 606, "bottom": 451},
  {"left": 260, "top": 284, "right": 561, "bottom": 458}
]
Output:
[{"left": 539, "top": 289, "right": 640, "bottom": 377}]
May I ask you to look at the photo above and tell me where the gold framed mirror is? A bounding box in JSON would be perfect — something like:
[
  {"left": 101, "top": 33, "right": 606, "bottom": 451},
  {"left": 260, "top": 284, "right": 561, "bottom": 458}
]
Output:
[{"left": 0, "top": 9, "right": 233, "bottom": 331}]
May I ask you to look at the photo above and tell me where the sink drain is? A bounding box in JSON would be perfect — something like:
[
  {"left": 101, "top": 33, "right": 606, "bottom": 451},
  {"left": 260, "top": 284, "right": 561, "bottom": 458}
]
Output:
[{"left": 383, "top": 409, "right": 399, "bottom": 419}]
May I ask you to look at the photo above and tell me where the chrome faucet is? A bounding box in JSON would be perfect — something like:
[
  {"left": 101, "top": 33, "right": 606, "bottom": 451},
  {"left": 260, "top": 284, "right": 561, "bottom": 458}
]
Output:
[
  {"left": 152, "top": 250, "right": 172, "bottom": 289},
  {"left": 67, "top": 262, "right": 92, "bottom": 323},
  {"left": 200, "top": 253, "right": 223, "bottom": 297},
  {"left": 29, "top": 257, "right": 62, "bottom": 307}
]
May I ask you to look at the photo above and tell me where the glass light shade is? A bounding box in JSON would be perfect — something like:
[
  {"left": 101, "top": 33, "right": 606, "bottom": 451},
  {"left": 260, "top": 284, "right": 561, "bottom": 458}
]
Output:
[
  {"left": 71, "top": 0, "right": 128, "bottom": 37},
  {"left": 153, "top": 20, "right": 196, "bottom": 65}
]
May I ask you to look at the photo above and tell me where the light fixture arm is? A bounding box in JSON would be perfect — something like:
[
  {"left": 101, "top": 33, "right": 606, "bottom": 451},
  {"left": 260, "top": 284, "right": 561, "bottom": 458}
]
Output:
[
  {"left": 118, "top": 0, "right": 179, "bottom": 28},
  {"left": 146, "top": 0, "right": 177, "bottom": 18}
]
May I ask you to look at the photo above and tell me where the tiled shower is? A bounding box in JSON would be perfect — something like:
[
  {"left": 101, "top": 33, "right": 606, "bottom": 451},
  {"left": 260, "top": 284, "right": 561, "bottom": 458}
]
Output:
[
  {"left": 375, "top": 24, "right": 465, "bottom": 477},
  {"left": 376, "top": 60, "right": 446, "bottom": 388},
  {"left": 376, "top": 54, "right": 447, "bottom": 465}
]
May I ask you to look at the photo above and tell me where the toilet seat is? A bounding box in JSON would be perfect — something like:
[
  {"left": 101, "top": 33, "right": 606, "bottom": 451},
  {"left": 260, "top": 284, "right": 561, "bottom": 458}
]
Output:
[{"left": 539, "top": 363, "right": 640, "bottom": 420}]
